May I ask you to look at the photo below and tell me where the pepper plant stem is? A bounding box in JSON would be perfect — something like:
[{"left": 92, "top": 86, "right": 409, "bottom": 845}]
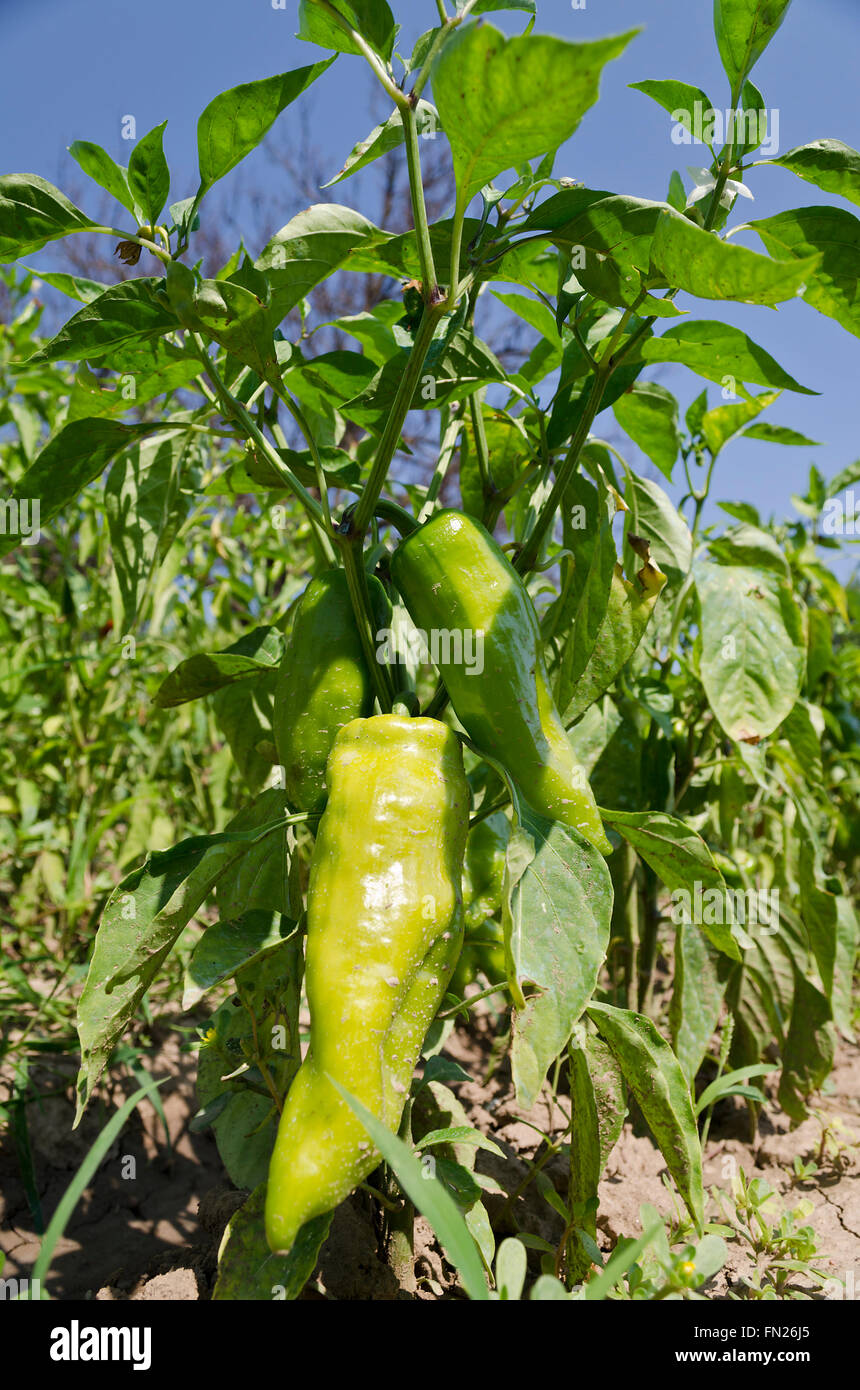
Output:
[
  {"left": 338, "top": 532, "right": 395, "bottom": 712},
  {"left": 515, "top": 309, "right": 634, "bottom": 575},
  {"left": 402, "top": 102, "right": 439, "bottom": 298},
  {"left": 188, "top": 334, "right": 335, "bottom": 564},
  {"left": 353, "top": 303, "right": 445, "bottom": 536}
]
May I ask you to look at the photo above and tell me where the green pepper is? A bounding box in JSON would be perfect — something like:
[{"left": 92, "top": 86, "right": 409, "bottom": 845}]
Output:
[
  {"left": 450, "top": 814, "right": 509, "bottom": 998},
  {"left": 464, "top": 810, "right": 509, "bottom": 929},
  {"left": 273, "top": 569, "right": 390, "bottom": 814},
  {"left": 265, "top": 713, "right": 469, "bottom": 1254},
  {"left": 390, "top": 511, "right": 611, "bottom": 854}
]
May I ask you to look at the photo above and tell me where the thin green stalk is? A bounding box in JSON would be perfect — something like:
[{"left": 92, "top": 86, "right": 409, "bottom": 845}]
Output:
[
  {"left": 338, "top": 533, "right": 395, "bottom": 712},
  {"left": 571, "top": 305, "right": 599, "bottom": 372},
  {"left": 418, "top": 406, "right": 463, "bottom": 522},
  {"left": 413, "top": 0, "right": 481, "bottom": 100},
  {"left": 402, "top": 101, "right": 439, "bottom": 298},
  {"left": 436, "top": 981, "right": 512, "bottom": 1020},
  {"left": 272, "top": 382, "right": 333, "bottom": 534},
  {"left": 623, "top": 842, "right": 640, "bottom": 1011},
  {"left": 353, "top": 304, "right": 445, "bottom": 535},
  {"left": 314, "top": 1, "right": 439, "bottom": 311},
  {"left": 361, "top": 498, "right": 419, "bottom": 537},
  {"left": 637, "top": 873, "right": 660, "bottom": 1016},
  {"left": 88, "top": 226, "right": 170, "bottom": 264},
  {"left": 313, "top": 0, "right": 403, "bottom": 104},
  {"left": 514, "top": 365, "right": 608, "bottom": 574},
  {"left": 423, "top": 681, "right": 449, "bottom": 719},
  {"left": 469, "top": 390, "right": 494, "bottom": 500},
  {"left": 447, "top": 198, "right": 467, "bottom": 310},
  {"left": 516, "top": 308, "right": 635, "bottom": 574},
  {"left": 659, "top": 571, "right": 695, "bottom": 676},
  {"left": 188, "top": 334, "right": 335, "bottom": 563}
]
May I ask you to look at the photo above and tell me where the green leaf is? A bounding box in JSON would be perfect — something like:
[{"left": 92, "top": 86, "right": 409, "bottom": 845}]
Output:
[
  {"left": 650, "top": 211, "right": 818, "bottom": 305},
  {"left": 330, "top": 1079, "right": 489, "bottom": 1300},
  {"left": 459, "top": 408, "right": 533, "bottom": 518},
  {"left": 465, "top": 0, "right": 536, "bottom": 13},
  {"left": 553, "top": 471, "right": 618, "bottom": 715},
  {"left": 667, "top": 170, "right": 687, "bottom": 212},
  {"left": 197, "top": 60, "right": 335, "bottom": 195},
  {"left": 567, "top": 1031, "right": 626, "bottom": 1282},
  {"left": 23, "top": 267, "right": 108, "bottom": 305},
  {"left": 324, "top": 101, "right": 441, "bottom": 187},
  {"left": 826, "top": 459, "right": 860, "bottom": 496},
  {"left": 583, "top": 1221, "right": 665, "bottom": 1300},
  {"left": 777, "top": 969, "right": 835, "bottom": 1123},
  {"left": 700, "top": 390, "right": 780, "bottom": 457},
  {"left": 183, "top": 910, "right": 288, "bottom": 1010},
  {"left": 669, "top": 920, "right": 726, "bottom": 1084},
  {"left": 560, "top": 559, "right": 667, "bottom": 726},
  {"left": 613, "top": 382, "right": 681, "bottom": 480},
  {"left": 0, "top": 174, "right": 95, "bottom": 262},
  {"left": 622, "top": 467, "right": 693, "bottom": 591},
  {"left": 748, "top": 205, "right": 860, "bottom": 338},
  {"left": 297, "top": 0, "right": 397, "bottom": 62},
  {"left": 66, "top": 343, "right": 200, "bottom": 423},
  {"left": 75, "top": 824, "right": 285, "bottom": 1118},
  {"left": 414, "top": 1126, "right": 504, "bottom": 1158},
  {"left": 742, "top": 422, "right": 820, "bottom": 447},
  {"left": 212, "top": 670, "right": 278, "bottom": 795},
  {"left": 524, "top": 189, "right": 669, "bottom": 274},
  {"left": 285, "top": 349, "right": 379, "bottom": 418},
  {"left": 176, "top": 273, "right": 279, "bottom": 382},
  {"left": 213, "top": 1184, "right": 331, "bottom": 1301},
  {"left": 104, "top": 429, "right": 194, "bottom": 627},
  {"left": 508, "top": 810, "right": 613, "bottom": 1110},
  {"left": 491, "top": 289, "right": 562, "bottom": 346},
  {"left": 256, "top": 204, "right": 383, "bottom": 322},
  {"left": 225, "top": 444, "right": 359, "bottom": 496},
  {"left": 214, "top": 788, "right": 293, "bottom": 923},
  {"left": 763, "top": 139, "right": 860, "bottom": 208},
  {"left": 685, "top": 387, "right": 709, "bottom": 436},
  {"left": 706, "top": 522, "right": 789, "bottom": 576},
  {"left": 587, "top": 1002, "right": 704, "bottom": 1228},
  {"left": 344, "top": 328, "right": 505, "bottom": 427},
  {"left": 494, "top": 1237, "right": 527, "bottom": 1301},
  {"left": 0, "top": 418, "right": 160, "bottom": 560},
  {"left": 433, "top": 23, "right": 637, "bottom": 208},
  {"left": 601, "top": 809, "right": 742, "bottom": 961},
  {"left": 696, "top": 560, "right": 806, "bottom": 742},
  {"left": 127, "top": 121, "right": 170, "bottom": 227},
  {"left": 27, "top": 278, "right": 177, "bottom": 365},
  {"left": 797, "top": 829, "right": 857, "bottom": 1038},
  {"left": 629, "top": 79, "right": 716, "bottom": 144},
  {"left": 713, "top": 0, "right": 793, "bottom": 93},
  {"left": 67, "top": 141, "right": 136, "bottom": 217},
  {"left": 735, "top": 79, "right": 768, "bottom": 158},
  {"left": 695, "top": 1065, "right": 772, "bottom": 1115},
  {"left": 638, "top": 319, "right": 817, "bottom": 394},
  {"left": 549, "top": 354, "right": 644, "bottom": 452},
  {"left": 155, "top": 628, "right": 283, "bottom": 706}
]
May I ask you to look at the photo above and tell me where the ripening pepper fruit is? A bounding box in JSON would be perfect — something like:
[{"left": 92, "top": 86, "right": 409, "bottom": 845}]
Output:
[
  {"left": 450, "top": 813, "right": 510, "bottom": 997},
  {"left": 390, "top": 511, "right": 611, "bottom": 854},
  {"left": 272, "top": 569, "right": 390, "bottom": 814},
  {"left": 463, "top": 810, "right": 509, "bottom": 930},
  {"left": 265, "top": 713, "right": 469, "bottom": 1254}
]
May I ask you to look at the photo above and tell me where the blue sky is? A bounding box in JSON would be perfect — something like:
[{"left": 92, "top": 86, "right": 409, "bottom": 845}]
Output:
[{"left": 2, "top": 0, "right": 858, "bottom": 574}]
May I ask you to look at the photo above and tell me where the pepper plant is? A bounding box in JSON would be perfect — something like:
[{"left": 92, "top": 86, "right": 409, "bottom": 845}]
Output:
[{"left": 1, "top": 0, "right": 857, "bottom": 1300}]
